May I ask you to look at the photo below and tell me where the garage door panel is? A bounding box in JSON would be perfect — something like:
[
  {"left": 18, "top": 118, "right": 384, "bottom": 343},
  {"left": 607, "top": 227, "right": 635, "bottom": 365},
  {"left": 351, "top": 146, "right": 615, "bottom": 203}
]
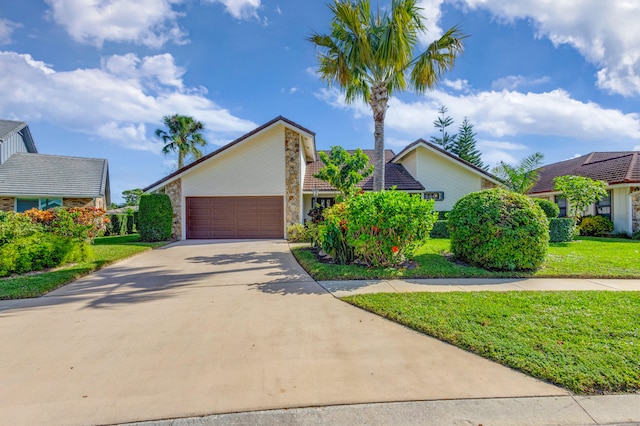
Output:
[{"left": 186, "top": 196, "right": 284, "bottom": 239}]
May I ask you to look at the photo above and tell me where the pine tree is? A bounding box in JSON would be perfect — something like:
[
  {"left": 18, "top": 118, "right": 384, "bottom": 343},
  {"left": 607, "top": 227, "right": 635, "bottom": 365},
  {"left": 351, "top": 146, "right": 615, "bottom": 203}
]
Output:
[
  {"left": 430, "top": 105, "right": 456, "bottom": 151},
  {"left": 451, "top": 117, "right": 486, "bottom": 170}
]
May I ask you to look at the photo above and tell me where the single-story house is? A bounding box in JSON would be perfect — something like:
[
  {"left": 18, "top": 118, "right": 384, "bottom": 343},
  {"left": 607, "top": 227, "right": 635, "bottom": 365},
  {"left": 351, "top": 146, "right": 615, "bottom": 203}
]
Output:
[
  {"left": 0, "top": 119, "right": 111, "bottom": 212},
  {"left": 529, "top": 151, "right": 640, "bottom": 234},
  {"left": 144, "top": 116, "right": 501, "bottom": 240}
]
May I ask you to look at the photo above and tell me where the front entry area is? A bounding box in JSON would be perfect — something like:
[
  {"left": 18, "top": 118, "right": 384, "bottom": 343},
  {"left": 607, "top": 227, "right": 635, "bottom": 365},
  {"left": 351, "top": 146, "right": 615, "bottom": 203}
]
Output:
[{"left": 186, "top": 196, "right": 284, "bottom": 239}]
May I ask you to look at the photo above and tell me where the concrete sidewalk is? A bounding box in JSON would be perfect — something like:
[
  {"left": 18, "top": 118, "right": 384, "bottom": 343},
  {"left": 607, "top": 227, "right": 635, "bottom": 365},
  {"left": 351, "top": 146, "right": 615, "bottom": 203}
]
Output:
[
  {"left": 133, "top": 395, "right": 640, "bottom": 425},
  {"left": 318, "top": 277, "right": 640, "bottom": 297}
]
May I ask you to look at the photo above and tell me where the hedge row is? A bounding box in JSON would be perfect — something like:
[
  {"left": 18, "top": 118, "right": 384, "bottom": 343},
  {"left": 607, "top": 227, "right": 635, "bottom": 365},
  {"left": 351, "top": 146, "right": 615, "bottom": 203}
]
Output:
[{"left": 105, "top": 212, "right": 139, "bottom": 236}]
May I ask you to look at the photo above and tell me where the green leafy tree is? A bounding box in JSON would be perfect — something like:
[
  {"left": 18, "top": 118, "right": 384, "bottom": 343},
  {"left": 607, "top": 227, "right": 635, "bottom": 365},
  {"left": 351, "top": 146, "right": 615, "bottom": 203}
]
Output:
[
  {"left": 155, "top": 114, "right": 207, "bottom": 169},
  {"left": 309, "top": 0, "right": 465, "bottom": 191},
  {"left": 451, "top": 117, "right": 485, "bottom": 169},
  {"left": 314, "top": 146, "right": 374, "bottom": 201},
  {"left": 122, "top": 188, "right": 144, "bottom": 206},
  {"left": 430, "top": 105, "right": 457, "bottom": 150},
  {"left": 492, "top": 152, "right": 545, "bottom": 194},
  {"left": 553, "top": 175, "right": 608, "bottom": 221}
]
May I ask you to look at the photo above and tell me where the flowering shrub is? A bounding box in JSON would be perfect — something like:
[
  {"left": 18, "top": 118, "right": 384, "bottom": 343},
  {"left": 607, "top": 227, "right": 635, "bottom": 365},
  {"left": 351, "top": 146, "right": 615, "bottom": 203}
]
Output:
[
  {"left": 318, "top": 202, "right": 355, "bottom": 264},
  {"left": 23, "top": 207, "right": 107, "bottom": 242},
  {"left": 343, "top": 190, "right": 437, "bottom": 267}
]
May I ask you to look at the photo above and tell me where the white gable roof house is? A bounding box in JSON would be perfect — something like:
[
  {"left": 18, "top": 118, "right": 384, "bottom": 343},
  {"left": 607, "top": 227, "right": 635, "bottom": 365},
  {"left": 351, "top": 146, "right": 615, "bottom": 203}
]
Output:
[{"left": 144, "top": 116, "right": 502, "bottom": 241}]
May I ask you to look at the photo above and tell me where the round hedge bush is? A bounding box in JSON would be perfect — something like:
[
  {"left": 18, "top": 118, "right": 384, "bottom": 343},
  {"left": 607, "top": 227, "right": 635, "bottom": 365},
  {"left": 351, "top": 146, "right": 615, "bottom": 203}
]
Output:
[
  {"left": 448, "top": 188, "right": 549, "bottom": 271},
  {"left": 533, "top": 198, "right": 559, "bottom": 218}
]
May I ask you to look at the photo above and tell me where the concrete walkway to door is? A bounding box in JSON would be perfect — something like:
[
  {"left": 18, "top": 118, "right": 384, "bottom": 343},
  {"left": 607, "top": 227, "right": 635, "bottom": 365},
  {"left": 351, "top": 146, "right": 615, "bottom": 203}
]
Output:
[{"left": 1, "top": 240, "right": 567, "bottom": 425}]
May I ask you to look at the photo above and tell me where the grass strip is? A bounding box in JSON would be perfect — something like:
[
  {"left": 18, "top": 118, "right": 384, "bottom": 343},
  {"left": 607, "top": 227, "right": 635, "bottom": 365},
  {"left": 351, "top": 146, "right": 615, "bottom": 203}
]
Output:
[
  {"left": 343, "top": 291, "right": 640, "bottom": 394},
  {"left": 292, "top": 237, "right": 640, "bottom": 280}
]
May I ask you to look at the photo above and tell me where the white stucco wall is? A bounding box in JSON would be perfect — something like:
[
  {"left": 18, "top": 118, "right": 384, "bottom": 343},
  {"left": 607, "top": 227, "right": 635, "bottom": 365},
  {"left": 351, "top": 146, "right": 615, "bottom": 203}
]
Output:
[
  {"left": 405, "top": 146, "right": 483, "bottom": 211},
  {"left": 182, "top": 125, "right": 285, "bottom": 197}
]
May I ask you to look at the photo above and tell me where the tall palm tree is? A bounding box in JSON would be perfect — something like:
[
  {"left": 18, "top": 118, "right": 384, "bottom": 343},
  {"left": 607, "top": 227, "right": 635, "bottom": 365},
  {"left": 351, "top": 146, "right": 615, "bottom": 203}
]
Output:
[
  {"left": 310, "top": 0, "right": 465, "bottom": 191},
  {"left": 492, "top": 152, "right": 545, "bottom": 194},
  {"left": 155, "top": 114, "right": 207, "bottom": 169}
]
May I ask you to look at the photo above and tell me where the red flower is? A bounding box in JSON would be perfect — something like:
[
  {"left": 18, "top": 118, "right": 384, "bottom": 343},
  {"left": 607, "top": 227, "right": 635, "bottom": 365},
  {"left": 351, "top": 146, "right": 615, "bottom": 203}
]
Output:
[{"left": 392, "top": 246, "right": 399, "bottom": 253}]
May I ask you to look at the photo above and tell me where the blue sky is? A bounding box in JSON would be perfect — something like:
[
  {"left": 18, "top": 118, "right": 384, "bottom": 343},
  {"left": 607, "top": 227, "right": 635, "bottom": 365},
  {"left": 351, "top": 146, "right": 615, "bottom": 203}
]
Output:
[{"left": 1, "top": 0, "right": 639, "bottom": 203}]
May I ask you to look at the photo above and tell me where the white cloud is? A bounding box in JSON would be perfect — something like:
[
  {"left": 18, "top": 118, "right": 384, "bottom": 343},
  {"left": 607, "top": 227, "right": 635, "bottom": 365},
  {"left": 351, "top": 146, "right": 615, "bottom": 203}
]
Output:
[
  {"left": 417, "top": 0, "right": 445, "bottom": 42},
  {"left": 317, "top": 85, "right": 640, "bottom": 147},
  {"left": 205, "top": 0, "right": 261, "bottom": 20},
  {"left": 44, "top": 0, "right": 186, "bottom": 48},
  {"left": 455, "top": 0, "right": 640, "bottom": 96},
  {"left": 0, "top": 18, "right": 21, "bottom": 45},
  {"left": 443, "top": 78, "right": 471, "bottom": 92},
  {"left": 491, "top": 75, "right": 550, "bottom": 91},
  {"left": 0, "top": 51, "right": 256, "bottom": 152},
  {"left": 289, "top": 87, "right": 298, "bottom": 94},
  {"left": 477, "top": 139, "right": 526, "bottom": 167}
]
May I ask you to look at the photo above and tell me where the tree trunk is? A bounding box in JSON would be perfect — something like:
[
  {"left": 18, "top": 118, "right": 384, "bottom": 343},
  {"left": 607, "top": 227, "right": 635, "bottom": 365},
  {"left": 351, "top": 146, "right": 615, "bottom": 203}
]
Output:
[{"left": 370, "top": 83, "right": 388, "bottom": 192}]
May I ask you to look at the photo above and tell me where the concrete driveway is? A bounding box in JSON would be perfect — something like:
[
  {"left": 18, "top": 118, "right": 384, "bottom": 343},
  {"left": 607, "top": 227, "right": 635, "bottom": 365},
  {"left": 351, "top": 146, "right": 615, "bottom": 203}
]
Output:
[{"left": 0, "top": 240, "right": 565, "bottom": 425}]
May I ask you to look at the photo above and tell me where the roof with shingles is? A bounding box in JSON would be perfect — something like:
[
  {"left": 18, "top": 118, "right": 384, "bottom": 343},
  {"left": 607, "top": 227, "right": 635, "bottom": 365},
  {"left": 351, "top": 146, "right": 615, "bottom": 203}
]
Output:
[
  {"left": 0, "top": 120, "right": 37, "bottom": 154},
  {"left": 303, "top": 149, "right": 425, "bottom": 192},
  {"left": 530, "top": 151, "right": 640, "bottom": 194},
  {"left": 0, "top": 153, "right": 109, "bottom": 198}
]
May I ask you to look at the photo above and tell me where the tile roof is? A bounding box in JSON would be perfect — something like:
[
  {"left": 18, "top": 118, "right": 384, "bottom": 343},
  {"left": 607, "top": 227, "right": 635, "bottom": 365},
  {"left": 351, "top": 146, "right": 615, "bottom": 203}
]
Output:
[
  {"left": 303, "top": 149, "right": 425, "bottom": 192},
  {"left": 0, "top": 153, "right": 109, "bottom": 198},
  {"left": 530, "top": 151, "right": 640, "bottom": 194}
]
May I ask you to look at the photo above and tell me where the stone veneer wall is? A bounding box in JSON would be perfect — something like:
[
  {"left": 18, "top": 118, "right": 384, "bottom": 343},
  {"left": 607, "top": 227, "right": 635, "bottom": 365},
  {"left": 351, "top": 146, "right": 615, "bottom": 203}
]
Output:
[
  {"left": 481, "top": 178, "right": 498, "bottom": 190},
  {"left": 63, "top": 198, "right": 94, "bottom": 208},
  {"left": 0, "top": 197, "right": 14, "bottom": 212},
  {"left": 632, "top": 189, "right": 640, "bottom": 233},
  {"left": 165, "top": 179, "right": 182, "bottom": 240},
  {"left": 284, "top": 129, "right": 301, "bottom": 233}
]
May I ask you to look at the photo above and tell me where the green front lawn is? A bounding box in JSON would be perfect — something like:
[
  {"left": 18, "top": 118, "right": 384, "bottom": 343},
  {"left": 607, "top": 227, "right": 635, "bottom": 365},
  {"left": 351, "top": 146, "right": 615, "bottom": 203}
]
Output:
[
  {"left": 343, "top": 291, "right": 640, "bottom": 394},
  {"left": 0, "top": 234, "right": 166, "bottom": 300},
  {"left": 293, "top": 237, "right": 640, "bottom": 280}
]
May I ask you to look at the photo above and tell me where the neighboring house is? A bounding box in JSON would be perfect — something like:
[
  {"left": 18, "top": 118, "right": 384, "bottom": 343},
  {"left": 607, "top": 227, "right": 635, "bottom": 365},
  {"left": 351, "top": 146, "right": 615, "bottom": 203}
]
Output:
[
  {"left": 144, "top": 116, "right": 502, "bottom": 240},
  {"left": 529, "top": 152, "right": 640, "bottom": 234},
  {"left": 0, "top": 120, "right": 110, "bottom": 212}
]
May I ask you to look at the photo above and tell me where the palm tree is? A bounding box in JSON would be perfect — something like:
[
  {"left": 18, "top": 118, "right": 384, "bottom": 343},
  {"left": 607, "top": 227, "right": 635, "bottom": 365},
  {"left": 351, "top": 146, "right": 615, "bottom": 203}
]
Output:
[
  {"left": 492, "top": 152, "right": 545, "bottom": 194},
  {"left": 310, "top": 0, "right": 465, "bottom": 191},
  {"left": 155, "top": 114, "right": 207, "bottom": 169}
]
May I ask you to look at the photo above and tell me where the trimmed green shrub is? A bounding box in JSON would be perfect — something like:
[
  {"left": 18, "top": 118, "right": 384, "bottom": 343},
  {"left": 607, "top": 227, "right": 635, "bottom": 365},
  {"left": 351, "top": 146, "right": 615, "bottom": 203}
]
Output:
[
  {"left": 107, "top": 214, "right": 122, "bottom": 236},
  {"left": 448, "top": 188, "right": 549, "bottom": 271},
  {"left": 125, "top": 212, "right": 135, "bottom": 234},
  {"left": 534, "top": 198, "right": 559, "bottom": 218},
  {"left": 579, "top": 215, "right": 614, "bottom": 237},
  {"left": 0, "top": 232, "right": 91, "bottom": 277},
  {"left": 138, "top": 193, "right": 173, "bottom": 242},
  {"left": 133, "top": 211, "right": 140, "bottom": 232},
  {"left": 343, "top": 190, "right": 437, "bottom": 267},
  {"left": 287, "top": 223, "right": 311, "bottom": 243},
  {"left": 549, "top": 218, "right": 576, "bottom": 243},
  {"left": 0, "top": 211, "right": 42, "bottom": 244},
  {"left": 437, "top": 211, "right": 449, "bottom": 220},
  {"left": 429, "top": 220, "right": 450, "bottom": 239},
  {"left": 633, "top": 229, "right": 640, "bottom": 240}
]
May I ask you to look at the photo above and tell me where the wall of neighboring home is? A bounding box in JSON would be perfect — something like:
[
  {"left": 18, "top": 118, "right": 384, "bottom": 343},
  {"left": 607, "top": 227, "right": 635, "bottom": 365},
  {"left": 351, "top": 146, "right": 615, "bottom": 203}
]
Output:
[
  {"left": 182, "top": 125, "right": 285, "bottom": 197},
  {"left": 407, "top": 146, "right": 483, "bottom": 211},
  {"left": 0, "top": 132, "right": 29, "bottom": 165},
  {"left": 0, "top": 197, "right": 14, "bottom": 211},
  {"left": 63, "top": 198, "right": 95, "bottom": 208},
  {"left": 632, "top": 189, "right": 640, "bottom": 232}
]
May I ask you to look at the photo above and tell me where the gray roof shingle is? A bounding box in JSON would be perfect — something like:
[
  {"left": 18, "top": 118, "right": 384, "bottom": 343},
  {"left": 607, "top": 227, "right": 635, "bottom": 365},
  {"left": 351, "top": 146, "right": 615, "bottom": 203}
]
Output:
[
  {"left": 0, "top": 153, "right": 109, "bottom": 198},
  {"left": 530, "top": 151, "right": 640, "bottom": 194},
  {"left": 303, "top": 149, "right": 425, "bottom": 191},
  {"left": 0, "top": 120, "right": 26, "bottom": 140}
]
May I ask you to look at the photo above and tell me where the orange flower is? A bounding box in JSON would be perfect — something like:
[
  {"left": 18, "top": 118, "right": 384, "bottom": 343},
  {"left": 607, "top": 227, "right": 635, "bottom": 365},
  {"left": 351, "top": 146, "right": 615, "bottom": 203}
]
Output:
[{"left": 392, "top": 246, "right": 399, "bottom": 253}]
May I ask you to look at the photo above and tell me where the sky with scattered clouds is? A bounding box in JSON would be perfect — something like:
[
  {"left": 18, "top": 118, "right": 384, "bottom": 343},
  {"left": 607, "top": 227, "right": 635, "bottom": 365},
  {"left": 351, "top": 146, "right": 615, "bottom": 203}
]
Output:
[{"left": 1, "top": 0, "right": 639, "bottom": 203}]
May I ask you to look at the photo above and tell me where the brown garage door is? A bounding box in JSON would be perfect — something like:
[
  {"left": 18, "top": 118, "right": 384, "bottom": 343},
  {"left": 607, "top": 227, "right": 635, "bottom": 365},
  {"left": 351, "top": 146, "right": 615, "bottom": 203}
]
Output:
[{"left": 186, "top": 196, "right": 284, "bottom": 239}]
